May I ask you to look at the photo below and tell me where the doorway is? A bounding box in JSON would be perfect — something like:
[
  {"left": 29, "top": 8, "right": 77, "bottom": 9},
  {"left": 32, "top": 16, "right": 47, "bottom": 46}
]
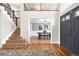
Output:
[{"left": 29, "top": 18, "right": 52, "bottom": 44}]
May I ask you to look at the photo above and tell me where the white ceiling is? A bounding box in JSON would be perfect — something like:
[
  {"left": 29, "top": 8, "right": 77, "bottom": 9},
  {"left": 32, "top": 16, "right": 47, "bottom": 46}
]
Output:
[{"left": 9, "top": 3, "right": 21, "bottom": 11}]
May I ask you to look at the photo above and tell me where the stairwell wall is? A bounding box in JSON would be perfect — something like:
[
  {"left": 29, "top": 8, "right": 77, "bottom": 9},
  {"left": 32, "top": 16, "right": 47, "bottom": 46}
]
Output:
[{"left": 0, "top": 6, "right": 16, "bottom": 47}]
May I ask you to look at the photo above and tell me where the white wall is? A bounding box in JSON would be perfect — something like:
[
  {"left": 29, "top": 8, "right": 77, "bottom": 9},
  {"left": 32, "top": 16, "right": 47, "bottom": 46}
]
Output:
[
  {"left": 0, "top": 7, "right": 16, "bottom": 47},
  {"left": 60, "top": 3, "right": 73, "bottom": 13},
  {"left": 61, "top": 3, "right": 79, "bottom": 16},
  {"left": 20, "top": 11, "right": 60, "bottom": 44},
  {"left": 0, "top": 9, "right": 1, "bottom": 45}
]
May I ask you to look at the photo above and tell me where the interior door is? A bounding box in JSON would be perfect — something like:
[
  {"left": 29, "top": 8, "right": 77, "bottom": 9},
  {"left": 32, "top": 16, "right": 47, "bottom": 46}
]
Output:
[
  {"left": 72, "top": 16, "right": 79, "bottom": 55},
  {"left": 73, "top": 17, "right": 79, "bottom": 49},
  {"left": 60, "top": 16, "right": 66, "bottom": 46},
  {"left": 65, "top": 13, "right": 73, "bottom": 50},
  {"left": 72, "top": 8, "right": 79, "bottom": 55}
]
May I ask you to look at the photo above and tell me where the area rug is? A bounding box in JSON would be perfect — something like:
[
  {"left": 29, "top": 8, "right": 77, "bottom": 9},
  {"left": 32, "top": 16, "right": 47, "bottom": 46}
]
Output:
[{"left": 0, "top": 50, "right": 56, "bottom": 56}]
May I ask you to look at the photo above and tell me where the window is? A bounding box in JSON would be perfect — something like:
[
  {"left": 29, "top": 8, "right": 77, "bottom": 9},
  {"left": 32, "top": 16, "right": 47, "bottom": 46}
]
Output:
[
  {"left": 66, "top": 15, "right": 70, "bottom": 20},
  {"left": 61, "top": 17, "right": 65, "bottom": 21},
  {"left": 75, "top": 10, "right": 79, "bottom": 16}
]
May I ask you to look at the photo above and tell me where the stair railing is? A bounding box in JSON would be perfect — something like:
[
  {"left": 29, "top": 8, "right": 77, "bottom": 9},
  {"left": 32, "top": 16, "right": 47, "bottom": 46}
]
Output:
[{"left": 0, "top": 3, "right": 17, "bottom": 26}]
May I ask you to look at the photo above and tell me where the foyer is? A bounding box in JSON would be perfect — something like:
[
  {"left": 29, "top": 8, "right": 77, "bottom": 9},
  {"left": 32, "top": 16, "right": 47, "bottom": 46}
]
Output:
[{"left": 0, "top": 3, "right": 79, "bottom": 56}]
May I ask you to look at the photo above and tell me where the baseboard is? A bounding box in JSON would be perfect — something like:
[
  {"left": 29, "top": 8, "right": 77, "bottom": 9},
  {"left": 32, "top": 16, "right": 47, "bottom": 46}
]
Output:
[
  {"left": 0, "top": 27, "right": 16, "bottom": 47},
  {"left": 51, "top": 42, "right": 60, "bottom": 44}
]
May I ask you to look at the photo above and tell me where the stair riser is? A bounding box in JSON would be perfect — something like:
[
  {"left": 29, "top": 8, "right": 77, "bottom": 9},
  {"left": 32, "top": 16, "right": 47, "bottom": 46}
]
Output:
[
  {"left": 2, "top": 28, "right": 28, "bottom": 49},
  {"left": 6, "top": 40, "right": 25, "bottom": 43},
  {"left": 3, "top": 43, "right": 26, "bottom": 46}
]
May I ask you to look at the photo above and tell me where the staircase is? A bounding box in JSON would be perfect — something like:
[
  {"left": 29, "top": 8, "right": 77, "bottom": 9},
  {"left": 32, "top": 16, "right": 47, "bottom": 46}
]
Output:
[{"left": 2, "top": 28, "right": 28, "bottom": 49}]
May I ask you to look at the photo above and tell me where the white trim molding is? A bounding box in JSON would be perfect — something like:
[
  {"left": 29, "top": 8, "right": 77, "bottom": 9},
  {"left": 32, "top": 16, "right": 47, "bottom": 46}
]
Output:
[{"left": 52, "top": 42, "right": 60, "bottom": 44}]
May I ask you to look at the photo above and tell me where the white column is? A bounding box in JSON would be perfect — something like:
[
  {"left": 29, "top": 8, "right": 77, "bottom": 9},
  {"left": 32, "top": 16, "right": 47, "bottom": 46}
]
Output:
[{"left": 20, "top": 4, "right": 30, "bottom": 43}]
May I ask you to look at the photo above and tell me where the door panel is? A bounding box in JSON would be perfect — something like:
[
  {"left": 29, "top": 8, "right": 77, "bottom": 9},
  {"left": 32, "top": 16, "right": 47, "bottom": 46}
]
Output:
[
  {"left": 65, "top": 19, "right": 73, "bottom": 50},
  {"left": 60, "top": 17, "right": 66, "bottom": 46},
  {"left": 73, "top": 17, "right": 79, "bottom": 49}
]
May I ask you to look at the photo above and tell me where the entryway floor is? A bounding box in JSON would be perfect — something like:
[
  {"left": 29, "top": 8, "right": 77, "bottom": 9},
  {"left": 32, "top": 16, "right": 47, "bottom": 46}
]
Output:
[
  {"left": 30, "top": 39, "right": 50, "bottom": 43},
  {"left": 0, "top": 43, "right": 74, "bottom": 56}
]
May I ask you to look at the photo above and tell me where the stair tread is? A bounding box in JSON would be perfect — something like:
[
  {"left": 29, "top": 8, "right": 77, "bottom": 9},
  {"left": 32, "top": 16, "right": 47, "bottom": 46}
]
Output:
[{"left": 2, "top": 28, "right": 27, "bottom": 49}]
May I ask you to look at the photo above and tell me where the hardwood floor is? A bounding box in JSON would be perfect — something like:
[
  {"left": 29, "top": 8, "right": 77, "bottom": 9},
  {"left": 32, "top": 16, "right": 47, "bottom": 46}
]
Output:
[
  {"left": 30, "top": 39, "right": 50, "bottom": 43},
  {"left": 0, "top": 43, "right": 74, "bottom": 56},
  {"left": 25, "top": 43, "right": 74, "bottom": 56},
  {"left": 0, "top": 28, "right": 75, "bottom": 56}
]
